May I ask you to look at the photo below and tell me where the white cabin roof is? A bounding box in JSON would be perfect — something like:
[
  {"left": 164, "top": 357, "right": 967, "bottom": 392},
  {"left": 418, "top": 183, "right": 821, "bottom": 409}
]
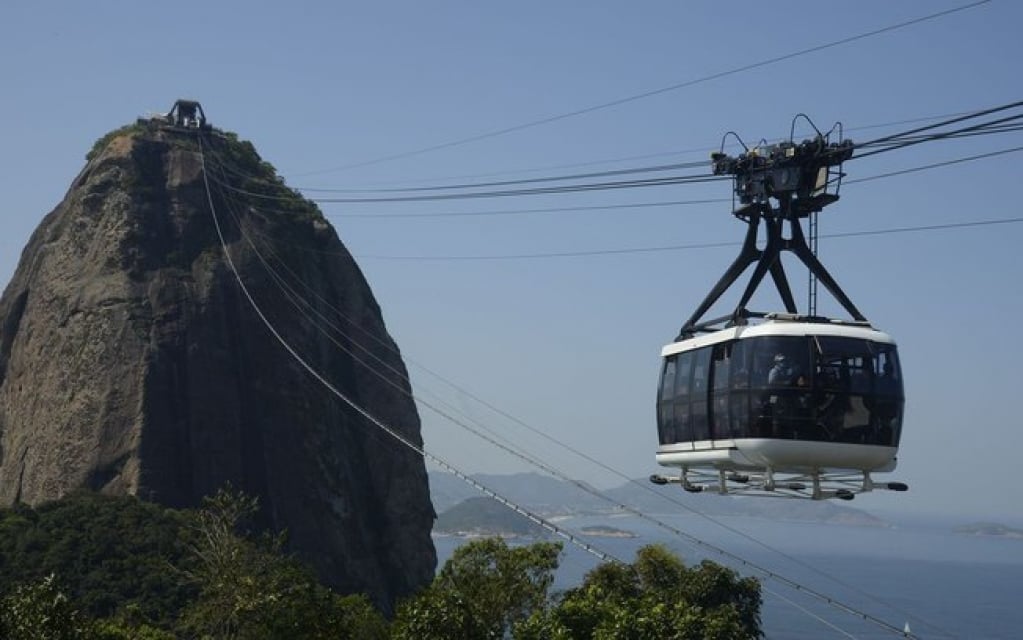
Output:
[{"left": 661, "top": 318, "right": 896, "bottom": 358}]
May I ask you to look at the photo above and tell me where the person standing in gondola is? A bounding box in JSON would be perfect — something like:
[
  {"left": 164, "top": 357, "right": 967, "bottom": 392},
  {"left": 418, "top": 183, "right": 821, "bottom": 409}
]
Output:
[
  {"left": 766, "top": 353, "right": 791, "bottom": 437},
  {"left": 768, "top": 353, "right": 792, "bottom": 386},
  {"left": 766, "top": 352, "right": 809, "bottom": 437}
]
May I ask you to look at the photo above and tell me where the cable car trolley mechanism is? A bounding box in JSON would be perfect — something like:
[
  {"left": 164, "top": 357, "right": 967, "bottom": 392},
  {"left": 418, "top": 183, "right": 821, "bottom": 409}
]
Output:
[{"left": 651, "top": 116, "right": 908, "bottom": 500}]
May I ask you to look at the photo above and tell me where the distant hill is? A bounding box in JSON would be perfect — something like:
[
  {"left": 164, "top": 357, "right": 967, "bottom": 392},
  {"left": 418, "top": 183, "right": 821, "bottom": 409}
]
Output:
[
  {"left": 434, "top": 496, "right": 545, "bottom": 537},
  {"left": 955, "top": 522, "right": 1023, "bottom": 539},
  {"left": 429, "top": 471, "right": 608, "bottom": 514},
  {"left": 429, "top": 471, "right": 888, "bottom": 528},
  {"left": 579, "top": 524, "right": 637, "bottom": 538}
]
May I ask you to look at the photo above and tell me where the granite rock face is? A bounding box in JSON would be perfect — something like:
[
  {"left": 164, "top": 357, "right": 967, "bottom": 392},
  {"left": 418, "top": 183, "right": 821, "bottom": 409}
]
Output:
[{"left": 0, "top": 124, "right": 436, "bottom": 610}]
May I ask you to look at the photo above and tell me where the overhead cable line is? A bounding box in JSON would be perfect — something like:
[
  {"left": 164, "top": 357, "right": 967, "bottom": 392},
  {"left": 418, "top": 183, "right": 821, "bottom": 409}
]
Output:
[
  {"left": 219, "top": 196, "right": 729, "bottom": 220},
  {"left": 205, "top": 168, "right": 727, "bottom": 204},
  {"left": 856, "top": 121, "right": 1023, "bottom": 146},
  {"left": 207, "top": 103, "right": 1012, "bottom": 201},
  {"left": 274, "top": 223, "right": 938, "bottom": 634},
  {"left": 851, "top": 106, "right": 1023, "bottom": 160},
  {"left": 197, "top": 135, "right": 621, "bottom": 565},
  {"left": 206, "top": 145, "right": 715, "bottom": 198},
  {"left": 327, "top": 110, "right": 1014, "bottom": 196},
  {"left": 206, "top": 168, "right": 568, "bottom": 479},
  {"left": 294, "top": 160, "right": 710, "bottom": 194},
  {"left": 213, "top": 126, "right": 1021, "bottom": 220},
  {"left": 316, "top": 122, "right": 1021, "bottom": 219},
  {"left": 854, "top": 99, "right": 1023, "bottom": 151},
  {"left": 205, "top": 159, "right": 924, "bottom": 639},
  {"left": 283, "top": 108, "right": 977, "bottom": 190},
  {"left": 356, "top": 215, "right": 1023, "bottom": 261},
  {"left": 847, "top": 145, "right": 1023, "bottom": 183},
  {"left": 303, "top": 148, "right": 716, "bottom": 189},
  {"left": 292, "top": 0, "right": 990, "bottom": 177},
  {"left": 202, "top": 106, "right": 1021, "bottom": 209},
  {"left": 328, "top": 198, "right": 730, "bottom": 219},
  {"left": 209, "top": 162, "right": 908, "bottom": 640},
  {"left": 291, "top": 115, "right": 1018, "bottom": 202},
  {"left": 317, "top": 131, "right": 1021, "bottom": 218},
  {"left": 267, "top": 196, "right": 943, "bottom": 635}
]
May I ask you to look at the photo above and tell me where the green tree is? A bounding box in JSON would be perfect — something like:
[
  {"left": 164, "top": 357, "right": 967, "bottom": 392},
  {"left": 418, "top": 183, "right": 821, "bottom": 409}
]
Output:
[
  {"left": 392, "top": 538, "right": 562, "bottom": 639},
  {"left": 177, "top": 486, "right": 388, "bottom": 640},
  {"left": 516, "top": 544, "right": 762, "bottom": 640},
  {"left": 0, "top": 492, "right": 196, "bottom": 626},
  {"left": 89, "top": 618, "right": 177, "bottom": 640},
  {"left": 0, "top": 574, "right": 87, "bottom": 640}
]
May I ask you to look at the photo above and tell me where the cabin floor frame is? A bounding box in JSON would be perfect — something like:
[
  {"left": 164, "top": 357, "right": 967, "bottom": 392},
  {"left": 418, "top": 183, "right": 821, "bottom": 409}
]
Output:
[{"left": 650, "top": 467, "right": 908, "bottom": 501}]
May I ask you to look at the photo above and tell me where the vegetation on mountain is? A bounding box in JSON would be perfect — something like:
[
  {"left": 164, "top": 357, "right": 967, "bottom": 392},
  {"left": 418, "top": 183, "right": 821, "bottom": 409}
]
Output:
[
  {"left": 0, "top": 490, "right": 387, "bottom": 639},
  {"left": 86, "top": 123, "right": 144, "bottom": 161},
  {"left": 0, "top": 492, "right": 195, "bottom": 625},
  {"left": 0, "top": 490, "right": 761, "bottom": 639}
]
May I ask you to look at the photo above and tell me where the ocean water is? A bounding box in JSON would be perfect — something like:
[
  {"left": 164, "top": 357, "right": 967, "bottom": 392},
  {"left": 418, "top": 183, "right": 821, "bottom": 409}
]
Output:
[{"left": 433, "top": 513, "right": 1023, "bottom": 639}]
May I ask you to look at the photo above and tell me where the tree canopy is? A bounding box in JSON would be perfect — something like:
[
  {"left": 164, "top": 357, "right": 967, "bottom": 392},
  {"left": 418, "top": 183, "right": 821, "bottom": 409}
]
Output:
[
  {"left": 392, "top": 539, "right": 762, "bottom": 640},
  {"left": 0, "top": 491, "right": 761, "bottom": 639},
  {"left": 517, "top": 544, "right": 761, "bottom": 640}
]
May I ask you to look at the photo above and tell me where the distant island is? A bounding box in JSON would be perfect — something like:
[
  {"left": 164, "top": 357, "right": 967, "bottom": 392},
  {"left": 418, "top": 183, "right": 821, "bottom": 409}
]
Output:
[
  {"left": 434, "top": 497, "right": 545, "bottom": 538},
  {"left": 429, "top": 471, "right": 892, "bottom": 529},
  {"left": 580, "top": 524, "right": 637, "bottom": 538},
  {"left": 434, "top": 497, "right": 638, "bottom": 539},
  {"left": 955, "top": 522, "right": 1023, "bottom": 539}
]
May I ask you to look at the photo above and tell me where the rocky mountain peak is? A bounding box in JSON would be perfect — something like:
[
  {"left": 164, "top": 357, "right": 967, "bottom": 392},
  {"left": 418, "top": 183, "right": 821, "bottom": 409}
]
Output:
[{"left": 0, "top": 117, "right": 435, "bottom": 611}]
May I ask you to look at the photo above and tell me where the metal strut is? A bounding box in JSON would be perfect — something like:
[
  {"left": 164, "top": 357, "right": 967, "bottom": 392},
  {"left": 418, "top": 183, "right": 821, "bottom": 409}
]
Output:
[{"left": 677, "top": 122, "right": 861, "bottom": 339}]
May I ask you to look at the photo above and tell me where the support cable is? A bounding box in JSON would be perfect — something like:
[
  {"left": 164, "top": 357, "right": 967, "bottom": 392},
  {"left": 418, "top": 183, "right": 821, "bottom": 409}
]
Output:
[
  {"left": 202, "top": 149, "right": 923, "bottom": 638},
  {"left": 291, "top": 0, "right": 991, "bottom": 176},
  {"left": 203, "top": 165, "right": 726, "bottom": 204},
  {"left": 205, "top": 143, "right": 707, "bottom": 195},
  {"left": 202, "top": 123, "right": 1021, "bottom": 215},
  {"left": 328, "top": 198, "right": 730, "bottom": 219},
  {"left": 204, "top": 105, "right": 1021, "bottom": 201},
  {"left": 237, "top": 210, "right": 950, "bottom": 637},
  {"left": 847, "top": 145, "right": 1023, "bottom": 183},
  {"left": 312, "top": 107, "right": 973, "bottom": 188},
  {"left": 853, "top": 100, "right": 1023, "bottom": 152},
  {"left": 353, "top": 214, "right": 1023, "bottom": 261},
  {"left": 197, "top": 135, "right": 621, "bottom": 565},
  {"left": 852, "top": 114, "right": 1023, "bottom": 160}
]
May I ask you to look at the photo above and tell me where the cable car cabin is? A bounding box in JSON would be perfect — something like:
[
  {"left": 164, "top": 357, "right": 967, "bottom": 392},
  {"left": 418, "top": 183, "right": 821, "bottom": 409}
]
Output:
[
  {"left": 654, "top": 317, "right": 905, "bottom": 499},
  {"left": 650, "top": 120, "right": 909, "bottom": 499}
]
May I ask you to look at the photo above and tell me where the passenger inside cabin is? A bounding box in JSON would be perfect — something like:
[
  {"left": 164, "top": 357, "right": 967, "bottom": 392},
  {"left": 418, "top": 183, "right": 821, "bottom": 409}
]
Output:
[
  {"left": 877, "top": 359, "right": 898, "bottom": 394},
  {"left": 765, "top": 351, "right": 811, "bottom": 438},
  {"left": 767, "top": 352, "right": 805, "bottom": 386}
]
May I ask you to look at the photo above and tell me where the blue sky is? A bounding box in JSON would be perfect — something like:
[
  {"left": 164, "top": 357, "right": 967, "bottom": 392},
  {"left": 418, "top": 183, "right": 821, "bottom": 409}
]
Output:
[{"left": 2, "top": 1, "right": 1021, "bottom": 521}]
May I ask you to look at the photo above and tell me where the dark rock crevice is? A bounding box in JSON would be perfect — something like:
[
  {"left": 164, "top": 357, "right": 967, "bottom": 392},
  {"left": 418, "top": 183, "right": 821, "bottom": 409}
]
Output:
[{"left": 0, "top": 288, "right": 29, "bottom": 388}]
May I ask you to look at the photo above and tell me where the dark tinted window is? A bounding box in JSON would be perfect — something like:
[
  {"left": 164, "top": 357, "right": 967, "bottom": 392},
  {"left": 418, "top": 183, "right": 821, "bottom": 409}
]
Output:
[
  {"left": 658, "top": 334, "right": 903, "bottom": 447},
  {"left": 691, "top": 348, "right": 711, "bottom": 440},
  {"left": 657, "top": 357, "right": 677, "bottom": 445},
  {"left": 813, "top": 336, "right": 903, "bottom": 445},
  {"left": 674, "top": 351, "right": 694, "bottom": 442}
]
